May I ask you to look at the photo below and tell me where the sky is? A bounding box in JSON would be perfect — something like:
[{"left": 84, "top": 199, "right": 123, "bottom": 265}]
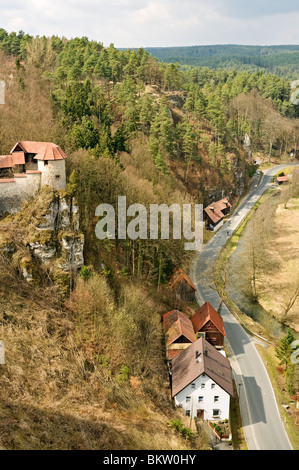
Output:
[{"left": 2, "top": 0, "right": 299, "bottom": 48}]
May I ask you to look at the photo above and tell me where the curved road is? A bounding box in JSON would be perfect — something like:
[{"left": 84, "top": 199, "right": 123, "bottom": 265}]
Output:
[{"left": 190, "top": 163, "right": 298, "bottom": 450}]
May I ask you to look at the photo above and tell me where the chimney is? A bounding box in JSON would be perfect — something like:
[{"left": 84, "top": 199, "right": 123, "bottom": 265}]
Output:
[{"left": 196, "top": 350, "right": 202, "bottom": 363}]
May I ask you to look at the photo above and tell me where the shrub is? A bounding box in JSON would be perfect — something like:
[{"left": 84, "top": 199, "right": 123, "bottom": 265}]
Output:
[{"left": 169, "top": 418, "right": 183, "bottom": 433}]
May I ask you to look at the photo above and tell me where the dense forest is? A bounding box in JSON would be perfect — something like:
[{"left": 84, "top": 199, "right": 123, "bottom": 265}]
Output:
[
  {"left": 0, "top": 29, "right": 299, "bottom": 450},
  {"left": 1, "top": 29, "right": 299, "bottom": 283},
  {"left": 145, "top": 44, "right": 299, "bottom": 79}
]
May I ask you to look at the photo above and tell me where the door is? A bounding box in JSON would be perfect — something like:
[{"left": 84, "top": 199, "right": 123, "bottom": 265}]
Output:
[{"left": 197, "top": 409, "right": 204, "bottom": 420}]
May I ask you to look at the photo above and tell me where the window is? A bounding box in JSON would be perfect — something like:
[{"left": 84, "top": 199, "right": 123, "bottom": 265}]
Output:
[
  {"left": 198, "top": 396, "right": 203, "bottom": 402},
  {"left": 211, "top": 383, "right": 215, "bottom": 389},
  {"left": 44, "top": 160, "right": 48, "bottom": 166},
  {"left": 186, "top": 410, "right": 191, "bottom": 417},
  {"left": 213, "top": 409, "right": 220, "bottom": 418},
  {"left": 56, "top": 175, "right": 60, "bottom": 179},
  {"left": 201, "top": 383, "right": 205, "bottom": 389},
  {"left": 214, "top": 396, "right": 219, "bottom": 403},
  {"left": 186, "top": 396, "right": 191, "bottom": 402},
  {"left": 191, "top": 383, "right": 196, "bottom": 389}
]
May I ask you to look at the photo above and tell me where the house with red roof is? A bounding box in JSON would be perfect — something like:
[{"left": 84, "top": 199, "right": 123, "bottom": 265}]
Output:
[
  {"left": 163, "top": 310, "right": 196, "bottom": 360},
  {"left": 275, "top": 175, "right": 291, "bottom": 185},
  {"left": 169, "top": 268, "right": 197, "bottom": 303},
  {"left": 204, "top": 198, "right": 232, "bottom": 232},
  {"left": 192, "top": 301, "right": 225, "bottom": 349}
]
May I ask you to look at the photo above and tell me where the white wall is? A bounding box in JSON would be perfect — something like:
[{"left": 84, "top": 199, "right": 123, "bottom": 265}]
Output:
[
  {"left": 38, "top": 160, "right": 66, "bottom": 191},
  {"left": 174, "top": 373, "right": 230, "bottom": 421},
  {"left": 0, "top": 173, "right": 41, "bottom": 215},
  {"left": 0, "top": 159, "right": 66, "bottom": 216}
]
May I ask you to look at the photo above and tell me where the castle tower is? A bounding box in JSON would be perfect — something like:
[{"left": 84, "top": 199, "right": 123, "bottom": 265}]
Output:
[
  {"left": 11, "top": 141, "right": 67, "bottom": 191},
  {"left": 35, "top": 144, "right": 67, "bottom": 191}
]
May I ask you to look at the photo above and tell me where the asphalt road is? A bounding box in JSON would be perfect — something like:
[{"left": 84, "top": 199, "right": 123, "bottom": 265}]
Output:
[{"left": 190, "top": 163, "right": 298, "bottom": 450}]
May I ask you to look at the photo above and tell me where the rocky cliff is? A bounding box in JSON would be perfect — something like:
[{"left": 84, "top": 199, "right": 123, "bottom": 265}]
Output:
[{"left": 0, "top": 186, "right": 84, "bottom": 294}]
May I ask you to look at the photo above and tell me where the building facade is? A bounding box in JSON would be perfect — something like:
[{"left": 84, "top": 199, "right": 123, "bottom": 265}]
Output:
[{"left": 173, "top": 370, "right": 231, "bottom": 421}]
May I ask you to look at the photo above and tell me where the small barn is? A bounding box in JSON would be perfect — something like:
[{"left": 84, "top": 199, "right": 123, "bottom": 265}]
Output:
[
  {"left": 275, "top": 175, "right": 290, "bottom": 185},
  {"left": 163, "top": 310, "right": 196, "bottom": 360},
  {"left": 169, "top": 268, "right": 197, "bottom": 303},
  {"left": 204, "top": 198, "right": 232, "bottom": 232},
  {"left": 192, "top": 301, "right": 225, "bottom": 349}
]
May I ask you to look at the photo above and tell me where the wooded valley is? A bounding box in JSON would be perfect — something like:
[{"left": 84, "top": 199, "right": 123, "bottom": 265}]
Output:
[{"left": 0, "top": 29, "right": 298, "bottom": 450}]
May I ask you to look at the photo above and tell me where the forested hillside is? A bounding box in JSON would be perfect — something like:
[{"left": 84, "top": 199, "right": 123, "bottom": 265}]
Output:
[
  {"left": 145, "top": 44, "right": 299, "bottom": 79},
  {"left": 0, "top": 29, "right": 298, "bottom": 450}
]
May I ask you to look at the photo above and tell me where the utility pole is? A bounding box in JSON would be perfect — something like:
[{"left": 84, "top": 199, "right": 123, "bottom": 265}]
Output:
[
  {"left": 0, "top": 81, "right": 5, "bottom": 364},
  {"left": 0, "top": 80, "right": 5, "bottom": 105},
  {"left": 0, "top": 341, "right": 5, "bottom": 365}
]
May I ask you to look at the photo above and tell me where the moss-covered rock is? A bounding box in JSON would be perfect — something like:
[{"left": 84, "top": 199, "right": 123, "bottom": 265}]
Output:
[{"left": 0, "top": 186, "right": 84, "bottom": 294}]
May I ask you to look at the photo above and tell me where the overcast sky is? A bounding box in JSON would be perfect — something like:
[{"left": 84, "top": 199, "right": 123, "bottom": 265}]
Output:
[{"left": 2, "top": 0, "right": 299, "bottom": 48}]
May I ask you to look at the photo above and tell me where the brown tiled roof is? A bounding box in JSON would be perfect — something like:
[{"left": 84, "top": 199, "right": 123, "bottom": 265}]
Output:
[
  {"left": 171, "top": 337, "right": 234, "bottom": 397},
  {"left": 168, "top": 349, "right": 184, "bottom": 360},
  {"left": 169, "top": 268, "right": 197, "bottom": 292},
  {"left": 192, "top": 302, "right": 225, "bottom": 337},
  {"left": 163, "top": 310, "right": 196, "bottom": 348},
  {"left": 10, "top": 141, "right": 67, "bottom": 161}
]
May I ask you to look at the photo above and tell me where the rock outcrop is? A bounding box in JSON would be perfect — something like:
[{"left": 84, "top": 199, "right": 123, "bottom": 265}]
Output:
[{"left": 0, "top": 186, "right": 84, "bottom": 294}]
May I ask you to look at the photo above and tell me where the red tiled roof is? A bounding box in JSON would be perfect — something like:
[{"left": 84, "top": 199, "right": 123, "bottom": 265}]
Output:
[
  {"left": 10, "top": 141, "right": 67, "bottom": 161},
  {"left": 163, "top": 310, "right": 196, "bottom": 348},
  {"left": 0, "top": 152, "right": 25, "bottom": 169},
  {"left": 276, "top": 176, "right": 289, "bottom": 182},
  {"left": 171, "top": 337, "right": 234, "bottom": 397},
  {"left": 204, "top": 198, "right": 231, "bottom": 225},
  {"left": 192, "top": 302, "right": 225, "bottom": 337},
  {"left": 204, "top": 207, "right": 224, "bottom": 224},
  {"left": 11, "top": 152, "right": 25, "bottom": 165},
  {"left": 0, "top": 155, "right": 12, "bottom": 169},
  {"left": 169, "top": 268, "right": 197, "bottom": 292},
  {"left": 0, "top": 178, "right": 15, "bottom": 183}
]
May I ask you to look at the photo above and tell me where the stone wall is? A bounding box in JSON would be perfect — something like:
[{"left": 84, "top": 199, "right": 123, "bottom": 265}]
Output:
[
  {"left": 38, "top": 159, "right": 66, "bottom": 191},
  {"left": 0, "top": 172, "right": 41, "bottom": 216},
  {"left": 0, "top": 160, "right": 67, "bottom": 216}
]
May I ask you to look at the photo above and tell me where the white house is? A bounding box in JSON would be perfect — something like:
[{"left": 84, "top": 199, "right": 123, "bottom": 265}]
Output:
[{"left": 171, "top": 337, "right": 234, "bottom": 421}]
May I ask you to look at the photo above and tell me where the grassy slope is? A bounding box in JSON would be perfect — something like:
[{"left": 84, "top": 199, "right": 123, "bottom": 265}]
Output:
[
  {"left": 0, "top": 266, "right": 211, "bottom": 450},
  {"left": 258, "top": 196, "right": 299, "bottom": 332}
]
